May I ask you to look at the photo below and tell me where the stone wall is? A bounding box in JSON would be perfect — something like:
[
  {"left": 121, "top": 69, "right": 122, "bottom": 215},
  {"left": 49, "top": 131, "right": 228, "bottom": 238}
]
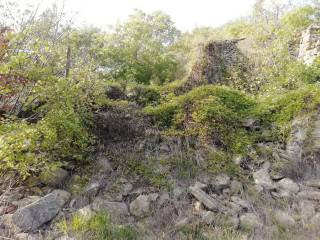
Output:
[
  {"left": 298, "top": 24, "right": 320, "bottom": 65},
  {"left": 181, "top": 39, "right": 248, "bottom": 92}
]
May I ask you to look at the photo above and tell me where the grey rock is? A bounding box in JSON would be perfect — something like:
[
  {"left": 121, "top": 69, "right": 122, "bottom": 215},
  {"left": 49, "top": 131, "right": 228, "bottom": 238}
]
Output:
[
  {"left": 69, "top": 196, "right": 90, "bottom": 209},
  {"left": 12, "top": 196, "right": 41, "bottom": 208},
  {"left": 189, "top": 186, "right": 221, "bottom": 211},
  {"left": 130, "top": 194, "right": 158, "bottom": 217},
  {"left": 92, "top": 198, "right": 129, "bottom": 217},
  {"left": 273, "top": 210, "right": 295, "bottom": 227},
  {"left": 40, "top": 168, "right": 69, "bottom": 188},
  {"left": 15, "top": 233, "right": 40, "bottom": 240},
  {"left": 231, "top": 196, "right": 251, "bottom": 211},
  {"left": 305, "top": 179, "right": 320, "bottom": 189},
  {"left": 276, "top": 178, "right": 299, "bottom": 197},
  {"left": 253, "top": 162, "right": 274, "bottom": 189},
  {"left": 194, "top": 182, "right": 207, "bottom": 189},
  {"left": 240, "top": 213, "right": 263, "bottom": 230},
  {"left": 84, "top": 182, "right": 100, "bottom": 200},
  {"left": 286, "top": 117, "right": 308, "bottom": 161},
  {"left": 12, "top": 190, "right": 70, "bottom": 231},
  {"left": 298, "top": 190, "right": 320, "bottom": 201}
]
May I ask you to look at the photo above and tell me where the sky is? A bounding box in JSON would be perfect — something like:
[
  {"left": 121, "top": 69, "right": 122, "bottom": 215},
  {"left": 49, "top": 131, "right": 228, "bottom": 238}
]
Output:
[{"left": 27, "top": 0, "right": 257, "bottom": 31}]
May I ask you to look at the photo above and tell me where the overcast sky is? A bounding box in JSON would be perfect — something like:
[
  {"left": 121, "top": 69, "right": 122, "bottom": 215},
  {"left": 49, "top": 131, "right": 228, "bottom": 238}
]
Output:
[{"left": 28, "top": 0, "right": 257, "bottom": 31}]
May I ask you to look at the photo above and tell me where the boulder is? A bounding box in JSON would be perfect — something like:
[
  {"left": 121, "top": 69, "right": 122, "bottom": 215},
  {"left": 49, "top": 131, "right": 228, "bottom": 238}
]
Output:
[
  {"left": 92, "top": 198, "right": 129, "bottom": 217},
  {"left": 12, "top": 190, "right": 70, "bottom": 231},
  {"left": 129, "top": 194, "right": 159, "bottom": 217},
  {"left": 240, "top": 213, "right": 263, "bottom": 230}
]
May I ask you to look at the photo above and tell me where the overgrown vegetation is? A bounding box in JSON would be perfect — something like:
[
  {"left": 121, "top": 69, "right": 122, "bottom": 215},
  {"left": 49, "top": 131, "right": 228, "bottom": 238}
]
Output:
[
  {"left": 0, "top": 0, "right": 319, "bottom": 185},
  {"left": 58, "top": 212, "right": 137, "bottom": 240}
]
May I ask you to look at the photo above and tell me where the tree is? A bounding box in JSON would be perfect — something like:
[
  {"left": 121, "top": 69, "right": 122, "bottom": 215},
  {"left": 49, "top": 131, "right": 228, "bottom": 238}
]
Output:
[{"left": 99, "top": 10, "right": 181, "bottom": 85}]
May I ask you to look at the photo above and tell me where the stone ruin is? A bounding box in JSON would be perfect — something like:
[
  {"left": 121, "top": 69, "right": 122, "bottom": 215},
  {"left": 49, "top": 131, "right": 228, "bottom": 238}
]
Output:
[
  {"left": 180, "top": 38, "right": 249, "bottom": 92},
  {"left": 298, "top": 24, "right": 320, "bottom": 65}
]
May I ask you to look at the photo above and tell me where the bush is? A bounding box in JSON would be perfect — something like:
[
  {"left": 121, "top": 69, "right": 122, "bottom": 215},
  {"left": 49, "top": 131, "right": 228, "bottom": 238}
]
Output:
[
  {"left": 127, "top": 84, "right": 161, "bottom": 106},
  {"left": 254, "top": 84, "right": 320, "bottom": 143},
  {"left": 144, "top": 85, "right": 256, "bottom": 153},
  {"left": 0, "top": 78, "right": 94, "bottom": 179}
]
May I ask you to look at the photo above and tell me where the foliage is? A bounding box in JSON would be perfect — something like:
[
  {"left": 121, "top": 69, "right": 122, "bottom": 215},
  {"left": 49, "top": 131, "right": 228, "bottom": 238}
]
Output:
[
  {"left": 0, "top": 4, "right": 98, "bottom": 178},
  {"left": 207, "top": 150, "right": 240, "bottom": 176},
  {"left": 0, "top": 78, "right": 93, "bottom": 178},
  {"left": 58, "top": 212, "right": 137, "bottom": 240},
  {"left": 126, "top": 156, "right": 172, "bottom": 190},
  {"left": 255, "top": 84, "right": 320, "bottom": 142},
  {"left": 127, "top": 83, "right": 162, "bottom": 106},
  {"left": 99, "top": 10, "right": 181, "bottom": 85},
  {"left": 1, "top": 0, "right": 320, "bottom": 181},
  {"left": 144, "top": 85, "right": 256, "bottom": 153}
]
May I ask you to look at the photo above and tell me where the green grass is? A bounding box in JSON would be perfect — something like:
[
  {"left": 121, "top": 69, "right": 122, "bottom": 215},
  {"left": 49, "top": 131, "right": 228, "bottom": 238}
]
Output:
[{"left": 58, "top": 212, "right": 137, "bottom": 240}]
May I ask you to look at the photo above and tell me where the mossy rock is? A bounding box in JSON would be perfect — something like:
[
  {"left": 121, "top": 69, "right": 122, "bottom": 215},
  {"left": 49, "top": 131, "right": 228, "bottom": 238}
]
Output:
[{"left": 40, "top": 167, "right": 69, "bottom": 188}]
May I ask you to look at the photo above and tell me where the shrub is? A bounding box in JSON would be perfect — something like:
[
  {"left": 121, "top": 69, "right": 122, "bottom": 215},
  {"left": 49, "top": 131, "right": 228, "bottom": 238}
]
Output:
[
  {"left": 0, "top": 78, "right": 94, "bottom": 179},
  {"left": 127, "top": 84, "right": 161, "bottom": 106},
  {"left": 256, "top": 84, "right": 320, "bottom": 142},
  {"left": 144, "top": 85, "right": 256, "bottom": 153}
]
